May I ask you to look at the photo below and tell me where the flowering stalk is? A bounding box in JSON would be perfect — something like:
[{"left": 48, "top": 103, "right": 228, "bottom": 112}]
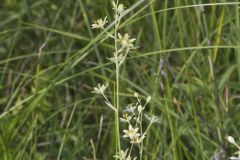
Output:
[
  {"left": 114, "top": 0, "right": 123, "bottom": 155},
  {"left": 116, "top": 62, "right": 121, "bottom": 155},
  {"left": 91, "top": 1, "right": 159, "bottom": 159}
]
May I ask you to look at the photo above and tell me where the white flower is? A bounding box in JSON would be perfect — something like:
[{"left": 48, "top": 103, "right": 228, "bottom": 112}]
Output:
[
  {"left": 145, "top": 114, "right": 160, "bottom": 124},
  {"left": 125, "top": 104, "right": 136, "bottom": 113},
  {"left": 120, "top": 113, "right": 132, "bottom": 123},
  {"left": 92, "top": 83, "right": 108, "bottom": 94},
  {"left": 116, "top": 4, "right": 125, "bottom": 13},
  {"left": 130, "top": 134, "right": 146, "bottom": 144},
  {"left": 228, "top": 136, "right": 236, "bottom": 144},
  {"left": 134, "top": 92, "right": 139, "bottom": 97},
  {"left": 108, "top": 51, "right": 124, "bottom": 64},
  {"left": 112, "top": 1, "right": 125, "bottom": 14},
  {"left": 91, "top": 17, "right": 108, "bottom": 29},
  {"left": 118, "top": 33, "right": 136, "bottom": 49},
  {"left": 114, "top": 149, "right": 137, "bottom": 160},
  {"left": 123, "top": 125, "right": 140, "bottom": 139},
  {"left": 114, "top": 149, "right": 128, "bottom": 160},
  {"left": 146, "top": 96, "right": 151, "bottom": 103}
]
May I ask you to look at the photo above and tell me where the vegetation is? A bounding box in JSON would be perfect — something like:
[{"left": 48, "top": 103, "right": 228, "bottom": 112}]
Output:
[{"left": 0, "top": 0, "right": 240, "bottom": 159}]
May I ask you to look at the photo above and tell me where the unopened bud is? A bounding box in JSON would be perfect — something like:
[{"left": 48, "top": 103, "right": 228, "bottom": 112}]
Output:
[
  {"left": 146, "top": 96, "right": 151, "bottom": 103},
  {"left": 228, "top": 136, "right": 235, "bottom": 144},
  {"left": 134, "top": 92, "right": 139, "bottom": 97}
]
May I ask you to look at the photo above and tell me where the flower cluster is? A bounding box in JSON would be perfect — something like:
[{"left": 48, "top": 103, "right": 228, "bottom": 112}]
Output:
[
  {"left": 115, "top": 93, "right": 160, "bottom": 159},
  {"left": 91, "top": 1, "right": 159, "bottom": 159},
  {"left": 120, "top": 93, "right": 159, "bottom": 145},
  {"left": 92, "top": 1, "right": 136, "bottom": 67}
]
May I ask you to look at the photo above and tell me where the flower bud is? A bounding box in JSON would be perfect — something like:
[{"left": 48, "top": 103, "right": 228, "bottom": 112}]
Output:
[
  {"left": 146, "top": 96, "right": 151, "bottom": 103},
  {"left": 134, "top": 92, "right": 139, "bottom": 97},
  {"left": 228, "top": 136, "right": 235, "bottom": 144}
]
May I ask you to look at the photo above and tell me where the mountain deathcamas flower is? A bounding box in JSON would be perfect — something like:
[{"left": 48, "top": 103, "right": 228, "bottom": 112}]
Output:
[
  {"left": 91, "top": 17, "right": 108, "bottom": 29},
  {"left": 130, "top": 134, "right": 146, "bottom": 144},
  {"left": 123, "top": 125, "right": 140, "bottom": 139},
  {"left": 108, "top": 51, "right": 124, "bottom": 64},
  {"left": 145, "top": 114, "right": 160, "bottom": 124},
  {"left": 120, "top": 112, "right": 132, "bottom": 123},
  {"left": 114, "top": 149, "right": 137, "bottom": 160},
  {"left": 112, "top": 1, "right": 125, "bottom": 14},
  {"left": 118, "top": 33, "right": 136, "bottom": 49},
  {"left": 92, "top": 83, "right": 108, "bottom": 94}
]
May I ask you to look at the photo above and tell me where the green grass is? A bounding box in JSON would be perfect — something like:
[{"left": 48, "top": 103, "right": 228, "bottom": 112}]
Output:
[{"left": 1, "top": 0, "right": 240, "bottom": 159}]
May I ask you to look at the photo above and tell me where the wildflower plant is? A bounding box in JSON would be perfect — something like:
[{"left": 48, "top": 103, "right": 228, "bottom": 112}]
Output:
[
  {"left": 91, "top": 1, "right": 159, "bottom": 159},
  {"left": 227, "top": 136, "right": 240, "bottom": 160}
]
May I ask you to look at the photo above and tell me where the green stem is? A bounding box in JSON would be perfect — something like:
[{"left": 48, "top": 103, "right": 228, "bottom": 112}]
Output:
[
  {"left": 114, "top": 10, "right": 121, "bottom": 156},
  {"left": 128, "top": 143, "right": 134, "bottom": 158},
  {"left": 140, "top": 112, "right": 143, "bottom": 160},
  {"left": 116, "top": 64, "right": 121, "bottom": 154}
]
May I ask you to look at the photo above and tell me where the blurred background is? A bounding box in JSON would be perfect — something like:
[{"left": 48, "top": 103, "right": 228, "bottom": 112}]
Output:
[{"left": 0, "top": 0, "right": 240, "bottom": 159}]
